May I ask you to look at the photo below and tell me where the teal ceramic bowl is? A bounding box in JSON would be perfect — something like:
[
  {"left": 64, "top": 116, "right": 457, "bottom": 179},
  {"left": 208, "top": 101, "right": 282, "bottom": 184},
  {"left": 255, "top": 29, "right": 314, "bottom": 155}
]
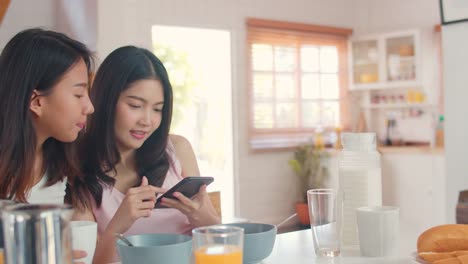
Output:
[
  {"left": 116, "top": 233, "right": 192, "bottom": 264},
  {"left": 225, "top": 223, "right": 277, "bottom": 264}
]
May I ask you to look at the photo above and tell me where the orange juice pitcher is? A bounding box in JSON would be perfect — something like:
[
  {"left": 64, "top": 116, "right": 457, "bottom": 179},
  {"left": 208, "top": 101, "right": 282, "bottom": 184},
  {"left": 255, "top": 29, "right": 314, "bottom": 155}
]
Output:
[{"left": 192, "top": 226, "right": 244, "bottom": 264}]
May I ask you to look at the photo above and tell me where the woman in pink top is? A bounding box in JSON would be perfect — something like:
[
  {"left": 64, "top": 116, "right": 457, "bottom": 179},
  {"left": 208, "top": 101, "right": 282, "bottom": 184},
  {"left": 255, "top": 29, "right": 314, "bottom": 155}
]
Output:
[{"left": 70, "top": 46, "right": 220, "bottom": 263}]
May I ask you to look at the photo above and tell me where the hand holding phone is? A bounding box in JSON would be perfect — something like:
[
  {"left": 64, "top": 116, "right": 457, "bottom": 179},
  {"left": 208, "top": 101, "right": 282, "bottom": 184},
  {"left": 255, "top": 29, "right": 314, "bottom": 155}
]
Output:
[{"left": 155, "top": 176, "right": 214, "bottom": 209}]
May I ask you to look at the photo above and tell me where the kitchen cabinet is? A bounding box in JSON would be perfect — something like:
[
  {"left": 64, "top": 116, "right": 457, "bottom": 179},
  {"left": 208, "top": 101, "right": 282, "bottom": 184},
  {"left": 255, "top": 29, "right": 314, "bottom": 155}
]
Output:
[
  {"left": 381, "top": 152, "right": 446, "bottom": 255},
  {"left": 349, "top": 30, "right": 421, "bottom": 91},
  {"left": 348, "top": 30, "right": 435, "bottom": 145}
]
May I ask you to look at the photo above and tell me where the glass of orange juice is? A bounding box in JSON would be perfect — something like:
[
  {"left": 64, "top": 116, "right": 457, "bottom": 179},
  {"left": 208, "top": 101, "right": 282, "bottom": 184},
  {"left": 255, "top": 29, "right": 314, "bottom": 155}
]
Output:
[
  {"left": 0, "top": 248, "right": 4, "bottom": 264},
  {"left": 192, "top": 225, "right": 243, "bottom": 264}
]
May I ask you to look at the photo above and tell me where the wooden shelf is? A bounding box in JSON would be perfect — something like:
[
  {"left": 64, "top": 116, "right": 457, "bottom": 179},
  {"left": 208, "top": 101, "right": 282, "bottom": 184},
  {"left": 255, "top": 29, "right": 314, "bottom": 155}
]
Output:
[
  {"left": 378, "top": 146, "right": 444, "bottom": 155},
  {"left": 350, "top": 80, "right": 421, "bottom": 91},
  {"left": 396, "top": 56, "right": 415, "bottom": 62},
  {"left": 362, "top": 103, "right": 435, "bottom": 109},
  {"left": 354, "top": 60, "right": 378, "bottom": 66}
]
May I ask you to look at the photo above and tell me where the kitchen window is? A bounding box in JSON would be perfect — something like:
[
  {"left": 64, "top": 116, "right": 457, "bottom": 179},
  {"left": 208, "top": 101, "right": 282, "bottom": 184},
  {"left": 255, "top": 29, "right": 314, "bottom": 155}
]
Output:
[
  {"left": 152, "top": 25, "right": 235, "bottom": 218},
  {"left": 247, "top": 18, "right": 352, "bottom": 151}
]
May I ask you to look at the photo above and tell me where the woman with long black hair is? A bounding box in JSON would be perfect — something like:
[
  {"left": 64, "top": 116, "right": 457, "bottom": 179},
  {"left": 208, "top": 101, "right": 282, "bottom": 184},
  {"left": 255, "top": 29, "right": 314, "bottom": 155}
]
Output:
[
  {"left": 0, "top": 28, "right": 95, "bottom": 263},
  {"left": 71, "top": 46, "right": 220, "bottom": 263}
]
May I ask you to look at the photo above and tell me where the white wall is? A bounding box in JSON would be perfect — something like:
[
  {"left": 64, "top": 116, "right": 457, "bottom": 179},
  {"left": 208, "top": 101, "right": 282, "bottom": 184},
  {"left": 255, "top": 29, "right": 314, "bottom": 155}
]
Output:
[
  {"left": 0, "top": 0, "right": 56, "bottom": 48},
  {"left": 0, "top": 0, "right": 97, "bottom": 54},
  {"left": 1, "top": 0, "right": 456, "bottom": 226},
  {"left": 442, "top": 23, "right": 468, "bottom": 223},
  {"left": 56, "top": 0, "right": 97, "bottom": 52}
]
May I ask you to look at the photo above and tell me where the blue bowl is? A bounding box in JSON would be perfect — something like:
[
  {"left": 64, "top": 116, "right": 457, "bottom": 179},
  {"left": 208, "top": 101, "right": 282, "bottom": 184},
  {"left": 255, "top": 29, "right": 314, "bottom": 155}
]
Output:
[
  {"left": 225, "top": 223, "right": 277, "bottom": 264},
  {"left": 116, "top": 233, "right": 192, "bottom": 264}
]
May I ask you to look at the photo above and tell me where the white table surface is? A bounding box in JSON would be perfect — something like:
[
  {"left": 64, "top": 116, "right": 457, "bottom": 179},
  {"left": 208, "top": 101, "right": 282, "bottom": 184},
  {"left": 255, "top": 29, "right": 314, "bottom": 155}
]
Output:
[
  {"left": 262, "top": 229, "right": 417, "bottom": 264},
  {"left": 111, "top": 229, "right": 419, "bottom": 264}
]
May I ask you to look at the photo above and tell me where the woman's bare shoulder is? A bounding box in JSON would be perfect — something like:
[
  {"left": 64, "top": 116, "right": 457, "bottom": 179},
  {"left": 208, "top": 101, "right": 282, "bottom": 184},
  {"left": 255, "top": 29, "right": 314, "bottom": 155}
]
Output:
[
  {"left": 169, "top": 134, "right": 192, "bottom": 150},
  {"left": 168, "top": 134, "right": 199, "bottom": 176}
]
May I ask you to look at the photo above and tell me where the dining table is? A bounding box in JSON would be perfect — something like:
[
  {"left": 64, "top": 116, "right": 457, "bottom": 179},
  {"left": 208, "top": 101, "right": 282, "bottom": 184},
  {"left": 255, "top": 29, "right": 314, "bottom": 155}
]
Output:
[
  {"left": 111, "top": 228, "right": 420, "bottom": 264},
  {"left": 261, "top": 229, "right": 417, "bottom": 264}
]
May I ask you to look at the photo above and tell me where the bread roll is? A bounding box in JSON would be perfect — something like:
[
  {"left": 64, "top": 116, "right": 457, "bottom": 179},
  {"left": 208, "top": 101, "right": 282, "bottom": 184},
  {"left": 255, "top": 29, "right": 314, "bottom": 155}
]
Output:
[
  {"left": 419, "top": 252, "right": 456, "bottom": 263},
  {"left": 417, "top": 224, "right": 468, "bottom": 253},
  {"left": 433, "top": 258, "right": 461, "bottom": 264},
  {"left": 457, "top": 255, "right": 468, "bottom": 264}
]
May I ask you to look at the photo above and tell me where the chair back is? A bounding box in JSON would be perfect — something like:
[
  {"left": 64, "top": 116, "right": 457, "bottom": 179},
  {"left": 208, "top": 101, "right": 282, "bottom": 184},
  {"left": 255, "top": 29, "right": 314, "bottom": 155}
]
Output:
[
  {"left": 208, "top": 191, "right": 222, "bottom": 218},
  {"left": 456, "top": 190, "right": 468, "bottom": 224}
]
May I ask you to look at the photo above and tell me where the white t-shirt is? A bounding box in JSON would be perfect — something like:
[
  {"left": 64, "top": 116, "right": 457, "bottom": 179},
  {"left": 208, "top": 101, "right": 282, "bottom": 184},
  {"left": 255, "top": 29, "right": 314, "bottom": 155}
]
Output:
[{"left": 27, "top": 174, "right": 67, "bottom": 204}]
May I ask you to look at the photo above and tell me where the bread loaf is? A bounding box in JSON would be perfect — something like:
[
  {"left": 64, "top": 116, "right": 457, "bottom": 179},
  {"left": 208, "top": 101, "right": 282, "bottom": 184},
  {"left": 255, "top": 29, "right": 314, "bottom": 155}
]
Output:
[
  {"left": 418, "top": 251, "right": 468, "bottom": 263},
  {"left": 430, "top": 257, "right": 468, "bottom": 264},
  {"left": 433, "top": 258, "right": 460, "bottom": 264},
  {"left": 458, "top": 255, "right": 468, "bottom": 263},
  {"left": 419, "top": 252, "right": 457, "bottom": 262},
  {"left": 417, "top": 224, "right": 468, "bottom": 253}
]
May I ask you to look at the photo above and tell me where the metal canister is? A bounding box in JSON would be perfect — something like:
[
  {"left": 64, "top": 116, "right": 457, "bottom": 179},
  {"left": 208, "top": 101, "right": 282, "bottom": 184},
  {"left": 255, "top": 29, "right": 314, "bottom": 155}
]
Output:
[
  {"left": 2, "top": 204, "right": 73, "bottom": 264},
  {"left": 0, "top": 200, "right": 16, "bottom": 249}
]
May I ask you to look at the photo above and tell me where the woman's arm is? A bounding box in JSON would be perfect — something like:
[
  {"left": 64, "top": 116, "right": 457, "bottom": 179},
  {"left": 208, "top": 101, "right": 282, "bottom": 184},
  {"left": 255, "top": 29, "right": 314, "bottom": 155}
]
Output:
[{"left": 75, "top": 178, "right": 165, "bottom": 264}]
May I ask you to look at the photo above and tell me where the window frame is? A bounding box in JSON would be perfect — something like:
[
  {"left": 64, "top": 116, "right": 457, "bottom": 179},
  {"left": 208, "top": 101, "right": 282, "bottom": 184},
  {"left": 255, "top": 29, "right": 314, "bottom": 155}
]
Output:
[{"left": 246, "top": 18, "right": 353, "bottom": 152}]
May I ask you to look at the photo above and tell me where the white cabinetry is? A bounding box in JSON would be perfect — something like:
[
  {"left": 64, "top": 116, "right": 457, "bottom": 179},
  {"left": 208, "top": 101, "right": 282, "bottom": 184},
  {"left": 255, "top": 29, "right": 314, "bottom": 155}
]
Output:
[
  {"left": 350, "top": 30, "right": 421, "bottom": 91},
  {"left": 381, "top": 152, "right": 445, "bottom": 255},
  {"left": 349, "top": 30, "right": 435, "bottom": 144}
]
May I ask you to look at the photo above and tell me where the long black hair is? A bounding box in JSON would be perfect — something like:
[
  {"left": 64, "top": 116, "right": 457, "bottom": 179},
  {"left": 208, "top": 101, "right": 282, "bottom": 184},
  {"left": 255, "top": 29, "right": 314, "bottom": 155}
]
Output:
[
  {"left": 0, "top": 28, "right": 94, "bottom": 202},
  {"left": 72, "top": 46, "right": 173, "bottom": 209}
]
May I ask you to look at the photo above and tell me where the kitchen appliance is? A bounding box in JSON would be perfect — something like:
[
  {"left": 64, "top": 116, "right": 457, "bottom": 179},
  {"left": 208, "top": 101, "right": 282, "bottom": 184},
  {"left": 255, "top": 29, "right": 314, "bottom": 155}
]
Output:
[{"left": 2, "top": 204, "right": 73, "bottom": 264}]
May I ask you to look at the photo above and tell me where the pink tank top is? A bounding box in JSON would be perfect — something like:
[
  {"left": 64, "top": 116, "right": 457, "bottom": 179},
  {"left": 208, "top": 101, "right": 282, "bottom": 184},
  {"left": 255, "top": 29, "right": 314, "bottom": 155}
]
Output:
[{"left": 92, "top": 141, "right": 192, "bottom": 237}]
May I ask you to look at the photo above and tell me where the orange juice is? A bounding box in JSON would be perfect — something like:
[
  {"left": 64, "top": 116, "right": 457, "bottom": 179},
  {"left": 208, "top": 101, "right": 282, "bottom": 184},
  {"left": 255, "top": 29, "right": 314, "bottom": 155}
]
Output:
[
  {"left": 194, "top": 245, "right": 242, "bottom": 264},
  {"left": 0, "top": 249, "right": 4, "bottom": 264}
]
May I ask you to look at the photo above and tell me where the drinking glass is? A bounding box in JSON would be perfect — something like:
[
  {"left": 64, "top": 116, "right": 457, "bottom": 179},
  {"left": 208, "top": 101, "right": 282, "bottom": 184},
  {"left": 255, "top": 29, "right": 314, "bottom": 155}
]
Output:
[
  {"left": 192, "top": 225, "right": 243, "bottom": 264},
  {"left": 308, "top": 189, "right": 342, "bottom": 257}
]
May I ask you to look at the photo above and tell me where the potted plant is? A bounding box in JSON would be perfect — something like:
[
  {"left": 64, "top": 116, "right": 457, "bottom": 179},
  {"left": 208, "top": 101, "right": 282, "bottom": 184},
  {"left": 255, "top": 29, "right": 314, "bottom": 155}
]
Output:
[{"left": 288, "top": 143, "right": 330, "bottom": 226}]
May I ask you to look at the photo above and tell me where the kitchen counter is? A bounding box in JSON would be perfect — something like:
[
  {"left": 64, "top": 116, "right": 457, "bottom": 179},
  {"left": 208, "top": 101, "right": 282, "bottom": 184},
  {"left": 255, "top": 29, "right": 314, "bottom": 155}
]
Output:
[
  {"left": 378, "top": 146, "right": 444, "bottom": 155},
  {"left": 324, "top": 146, "right": 444, "bottom": 155}
]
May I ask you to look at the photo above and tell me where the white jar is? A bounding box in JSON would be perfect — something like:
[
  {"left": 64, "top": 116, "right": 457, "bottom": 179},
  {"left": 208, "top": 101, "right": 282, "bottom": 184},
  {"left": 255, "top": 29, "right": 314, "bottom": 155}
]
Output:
[{"left": 338, "top": 133, "right": 382, "bottom": 249}]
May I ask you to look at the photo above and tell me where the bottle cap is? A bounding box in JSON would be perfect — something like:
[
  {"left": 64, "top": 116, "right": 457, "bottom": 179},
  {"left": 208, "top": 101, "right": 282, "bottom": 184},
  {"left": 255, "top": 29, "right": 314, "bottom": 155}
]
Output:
[{"left": 341, "top": 133, "right": 376, "bottom": 151}]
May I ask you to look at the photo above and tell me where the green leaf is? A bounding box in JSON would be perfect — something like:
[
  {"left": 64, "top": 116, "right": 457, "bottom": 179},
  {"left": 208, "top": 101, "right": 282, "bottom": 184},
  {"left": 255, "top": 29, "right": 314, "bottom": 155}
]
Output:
[{"left": 288, "top": 159, "right": 302, "bottom": 174}]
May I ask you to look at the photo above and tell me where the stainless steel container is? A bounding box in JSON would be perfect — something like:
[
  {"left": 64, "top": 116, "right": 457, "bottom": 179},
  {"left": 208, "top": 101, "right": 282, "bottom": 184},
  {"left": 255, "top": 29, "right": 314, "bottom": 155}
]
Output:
[
  {"left": 0, "top": 200, "right": 16, "bottom": 249},
  {"left": 2, "top": 204, "right": 73, "bottom": 264}
]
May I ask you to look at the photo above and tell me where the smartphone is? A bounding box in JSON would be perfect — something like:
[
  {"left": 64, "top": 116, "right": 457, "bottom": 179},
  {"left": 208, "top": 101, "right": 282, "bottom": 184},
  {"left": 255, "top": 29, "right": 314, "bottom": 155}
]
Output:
[{"left": 154, "top": 176, "right": 214, "bottom": 209}]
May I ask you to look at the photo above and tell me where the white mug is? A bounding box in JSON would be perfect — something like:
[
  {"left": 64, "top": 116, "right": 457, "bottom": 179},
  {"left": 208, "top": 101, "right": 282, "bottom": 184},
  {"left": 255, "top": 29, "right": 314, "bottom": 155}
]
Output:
[
  {"left": 70, "top": 221, "right": 97, "bottom": 264},
  {"left": 356, "top": 206, "right": 399, "bottom": 257}
]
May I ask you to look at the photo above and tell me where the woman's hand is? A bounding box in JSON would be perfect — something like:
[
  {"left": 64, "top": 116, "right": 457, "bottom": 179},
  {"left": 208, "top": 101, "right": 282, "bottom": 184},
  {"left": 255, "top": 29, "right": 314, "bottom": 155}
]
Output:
[
  {"left": 106, "top": 176, "right": 166, "bottom": 234},
  {"left": 72, "top": 250, "right": 87, "bottom": 264},
  {"left": 160, "top": 185, "right": 221, "bottom": 227}
]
